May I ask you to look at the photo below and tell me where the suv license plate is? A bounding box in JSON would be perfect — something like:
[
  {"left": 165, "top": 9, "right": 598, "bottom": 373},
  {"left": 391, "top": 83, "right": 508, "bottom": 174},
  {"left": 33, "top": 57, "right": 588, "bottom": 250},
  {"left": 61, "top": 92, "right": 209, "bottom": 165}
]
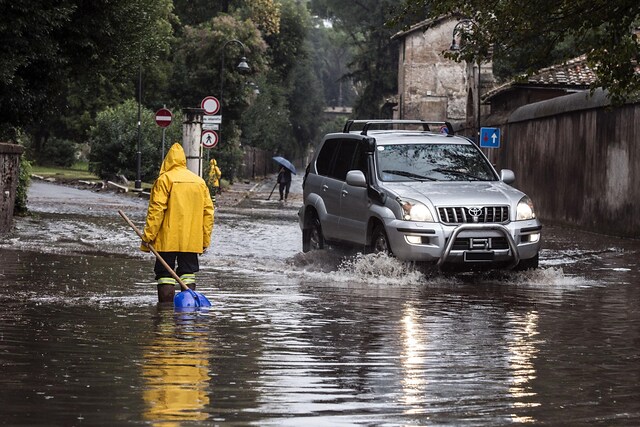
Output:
[{"left": 464, "top": 251, "right": 495, "bottom": 262}]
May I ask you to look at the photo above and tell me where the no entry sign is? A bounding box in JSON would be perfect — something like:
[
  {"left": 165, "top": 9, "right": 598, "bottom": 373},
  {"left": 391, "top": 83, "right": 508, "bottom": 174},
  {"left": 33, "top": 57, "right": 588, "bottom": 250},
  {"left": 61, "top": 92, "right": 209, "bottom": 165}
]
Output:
[
  {"left": 201, "top": 96, "right": 220, "bottom": 115},
  {"left": 155, "top": 108, "right": 172, "bottom": 128}
]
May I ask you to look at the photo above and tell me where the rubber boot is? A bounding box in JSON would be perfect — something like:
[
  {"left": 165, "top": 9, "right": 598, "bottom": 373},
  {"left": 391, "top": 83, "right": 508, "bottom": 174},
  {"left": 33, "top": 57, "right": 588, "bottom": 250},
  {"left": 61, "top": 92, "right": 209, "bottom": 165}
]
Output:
[{"left": 157, "top": 284, "right": 175, "bottom": 304}]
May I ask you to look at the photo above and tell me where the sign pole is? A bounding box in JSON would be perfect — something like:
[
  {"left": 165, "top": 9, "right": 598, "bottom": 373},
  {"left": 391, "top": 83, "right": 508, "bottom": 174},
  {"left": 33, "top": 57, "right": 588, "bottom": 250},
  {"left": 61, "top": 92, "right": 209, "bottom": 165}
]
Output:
[{"left": 161, "top": 127, "right": 166, "bottom": 160}]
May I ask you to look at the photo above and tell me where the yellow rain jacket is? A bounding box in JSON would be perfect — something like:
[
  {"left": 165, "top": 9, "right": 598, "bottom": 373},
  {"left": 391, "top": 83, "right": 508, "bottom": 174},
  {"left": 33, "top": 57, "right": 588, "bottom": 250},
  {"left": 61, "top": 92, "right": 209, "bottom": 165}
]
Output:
[
  {"left": 141, "top": 143, "right": 214, "bottom": 253},
  {"left": 208, "top": 158, "right": 221, "bottom": 187}
]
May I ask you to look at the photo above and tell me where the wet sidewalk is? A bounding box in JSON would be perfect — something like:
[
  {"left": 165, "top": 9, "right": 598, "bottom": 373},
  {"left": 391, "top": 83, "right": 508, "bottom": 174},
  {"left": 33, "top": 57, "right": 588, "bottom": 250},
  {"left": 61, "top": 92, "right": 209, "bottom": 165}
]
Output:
[{"left": 215, "top": 173, "right": 304, "bottom": 209}]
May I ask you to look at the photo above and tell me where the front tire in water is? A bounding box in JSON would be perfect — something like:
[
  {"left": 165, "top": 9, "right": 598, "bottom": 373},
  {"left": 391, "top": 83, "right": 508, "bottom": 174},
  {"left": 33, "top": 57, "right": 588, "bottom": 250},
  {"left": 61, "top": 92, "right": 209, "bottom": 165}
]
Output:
[
  {"left": 302, "top": 217, "right": 324, "bottom": 252},
  {"left": 370, "top": 225, "right": 392, "bottom": 255}
]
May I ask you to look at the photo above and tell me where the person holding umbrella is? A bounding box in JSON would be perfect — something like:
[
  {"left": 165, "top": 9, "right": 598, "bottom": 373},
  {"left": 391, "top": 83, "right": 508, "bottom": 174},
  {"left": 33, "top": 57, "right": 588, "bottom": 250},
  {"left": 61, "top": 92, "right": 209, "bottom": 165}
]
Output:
[
  {"left": 270, "top": 156, "right": 296, "bottom": 202},
  {"left": 277, "top": 165, "right": 292, "bottom": 202}
]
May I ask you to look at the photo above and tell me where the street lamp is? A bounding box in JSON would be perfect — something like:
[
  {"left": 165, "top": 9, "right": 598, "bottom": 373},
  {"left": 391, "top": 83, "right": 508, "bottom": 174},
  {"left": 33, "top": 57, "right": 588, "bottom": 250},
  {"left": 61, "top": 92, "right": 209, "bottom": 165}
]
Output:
[
  {"left": 214, "top": 39, "right": 249, "bottom": 168},
  {"left": 219, "top": 39, "right": 250, "bottom": 116},
  {"left": 450, "top": 19, "right": 482, "bottom": 143}
]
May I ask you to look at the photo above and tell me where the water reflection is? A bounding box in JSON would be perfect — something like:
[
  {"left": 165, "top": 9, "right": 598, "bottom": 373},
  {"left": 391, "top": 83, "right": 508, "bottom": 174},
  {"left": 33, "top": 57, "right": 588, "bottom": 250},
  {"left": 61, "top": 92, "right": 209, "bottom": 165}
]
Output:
[
  {"left": 506, "top": 310, "right": 541, "bottom": 423},
  {"left": 142, "top": 309, "right": 211, "bottom": 425},
  {"left": 400, "top": 305, "right": 428, "bottom": 412}
]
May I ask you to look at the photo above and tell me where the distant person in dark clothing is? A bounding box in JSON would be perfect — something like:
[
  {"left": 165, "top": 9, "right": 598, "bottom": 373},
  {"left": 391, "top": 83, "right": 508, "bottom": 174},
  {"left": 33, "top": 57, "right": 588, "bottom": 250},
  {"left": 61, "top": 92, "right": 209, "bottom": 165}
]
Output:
[{"left": 277, "top": 166, "right": 292, "bottom": 202}]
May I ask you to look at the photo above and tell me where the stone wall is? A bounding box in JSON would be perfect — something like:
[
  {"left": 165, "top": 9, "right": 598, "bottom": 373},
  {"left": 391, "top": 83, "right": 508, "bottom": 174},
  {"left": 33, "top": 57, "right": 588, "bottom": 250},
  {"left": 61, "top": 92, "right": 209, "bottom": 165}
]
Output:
[
  {"left": 0, "top": 143, "right": 24, "bottom": 233},
  {"left": 485, "top": 90, "right": 640, "bottom": 238}
]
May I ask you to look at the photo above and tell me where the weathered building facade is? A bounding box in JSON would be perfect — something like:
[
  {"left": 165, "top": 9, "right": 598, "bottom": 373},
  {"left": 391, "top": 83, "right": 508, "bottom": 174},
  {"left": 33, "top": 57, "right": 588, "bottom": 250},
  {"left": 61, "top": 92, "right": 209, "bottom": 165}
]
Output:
[{"left": 392, "top": 16, "right": 494, "bottom": 136}]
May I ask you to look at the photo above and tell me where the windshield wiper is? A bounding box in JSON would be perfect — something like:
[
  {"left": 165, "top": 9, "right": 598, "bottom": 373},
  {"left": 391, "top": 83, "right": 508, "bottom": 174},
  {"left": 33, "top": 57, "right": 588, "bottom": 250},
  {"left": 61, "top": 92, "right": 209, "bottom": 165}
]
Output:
[
  {"left": 382, "top": 169, "right": 437, "bottom": 181},
  {"left": 431, "top": 167, "right": 486, "bottom": 181}
]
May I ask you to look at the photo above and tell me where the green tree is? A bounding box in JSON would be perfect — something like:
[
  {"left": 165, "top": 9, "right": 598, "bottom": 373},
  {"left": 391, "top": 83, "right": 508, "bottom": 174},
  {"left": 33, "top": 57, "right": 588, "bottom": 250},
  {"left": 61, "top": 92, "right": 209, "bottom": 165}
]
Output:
[
  {"left": 242, "top": 77, "right": 294, "bottom": 154},
  {"left": 309, "top": 20, "right": 356, "bottom": 108},
  {"left": 310, "top": 0, "right": 400, "bottom": 118},
  {"left": 169, "top": 14, "right": 268, "bottom": 182},
  {"left": 0, "top": 0, "right": 175, "bottom": 152},
  {"left": 271, "top": 0, "right": 324, "bottom": 154},
  {"left": 392, "top": 0, "right": 640, "bottom": 104}
]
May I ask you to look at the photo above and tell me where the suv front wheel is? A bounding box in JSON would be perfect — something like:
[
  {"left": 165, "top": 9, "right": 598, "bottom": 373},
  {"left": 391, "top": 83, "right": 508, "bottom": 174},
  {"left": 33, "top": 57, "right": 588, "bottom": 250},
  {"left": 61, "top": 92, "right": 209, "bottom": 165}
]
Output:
[
  {"left": 302, "top": 216, "right": 324, "bottom": 252},
  {"left": 369, "top": 225, "right": 392, "bottom": 255}
]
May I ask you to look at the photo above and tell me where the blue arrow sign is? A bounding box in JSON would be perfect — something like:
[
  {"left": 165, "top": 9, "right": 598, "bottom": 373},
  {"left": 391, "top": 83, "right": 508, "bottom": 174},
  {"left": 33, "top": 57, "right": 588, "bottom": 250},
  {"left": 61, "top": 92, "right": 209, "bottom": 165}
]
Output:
[{"left": 480, "top": 127, "right": 500, "bottom": 148}]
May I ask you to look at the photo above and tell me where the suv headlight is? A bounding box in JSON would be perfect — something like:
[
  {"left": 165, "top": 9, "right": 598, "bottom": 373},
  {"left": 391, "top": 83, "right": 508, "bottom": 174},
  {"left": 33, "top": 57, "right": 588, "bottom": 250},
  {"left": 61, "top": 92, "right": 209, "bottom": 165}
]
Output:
[
  {"left": 397, "top": 198, "right": 434, "bottom": 222},
  {"left": 516, "top": 196, "right": 536, "bottom": 220}
]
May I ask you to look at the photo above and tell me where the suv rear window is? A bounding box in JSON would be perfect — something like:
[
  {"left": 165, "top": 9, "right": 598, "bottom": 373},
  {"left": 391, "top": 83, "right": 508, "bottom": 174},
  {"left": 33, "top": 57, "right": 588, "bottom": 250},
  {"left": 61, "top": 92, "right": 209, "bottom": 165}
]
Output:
[{"left": 376, "top": 143, "right": 497, "bottom": 182}]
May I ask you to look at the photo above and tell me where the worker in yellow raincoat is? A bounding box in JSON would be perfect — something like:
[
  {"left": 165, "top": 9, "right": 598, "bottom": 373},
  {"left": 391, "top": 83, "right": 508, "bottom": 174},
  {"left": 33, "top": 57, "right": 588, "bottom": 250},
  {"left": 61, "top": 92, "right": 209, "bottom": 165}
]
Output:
[
  {"left": 207, "top": 158, "right": 222, "bottom": 202},
  {"left": 141, "top": 143, "right": 214, "bottom": 303}
]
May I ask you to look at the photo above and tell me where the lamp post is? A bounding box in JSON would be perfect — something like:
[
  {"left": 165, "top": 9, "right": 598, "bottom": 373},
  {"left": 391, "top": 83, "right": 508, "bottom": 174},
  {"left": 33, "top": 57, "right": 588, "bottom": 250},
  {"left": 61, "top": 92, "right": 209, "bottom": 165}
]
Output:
[
  {"left": 450, "top": 19, "right": 482, "bottom": 143},
  {"left": 212, "top": 39, "right": 250, "bottom": 171},
  {"left": 220, "top": 39, "right": 250, "bottom": 100},
  {"left": 218, "top": 39, "right": 250, "bottom": 148},
  {"left": 135, "top": 63, "right": 142, "bottom": 190}
]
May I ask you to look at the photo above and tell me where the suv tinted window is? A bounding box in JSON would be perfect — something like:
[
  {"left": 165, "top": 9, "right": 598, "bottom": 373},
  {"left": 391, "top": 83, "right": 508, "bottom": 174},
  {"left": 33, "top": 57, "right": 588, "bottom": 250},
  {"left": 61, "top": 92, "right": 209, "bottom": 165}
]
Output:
[
  {"left": 315, "top": 140, "right": 335, "bottom": 176},
  {"left": 352, "top": 142, "right": 368, "bottom": 175},
  {"left": 330, "top": 139, "right": 359, "bottom": 181}
]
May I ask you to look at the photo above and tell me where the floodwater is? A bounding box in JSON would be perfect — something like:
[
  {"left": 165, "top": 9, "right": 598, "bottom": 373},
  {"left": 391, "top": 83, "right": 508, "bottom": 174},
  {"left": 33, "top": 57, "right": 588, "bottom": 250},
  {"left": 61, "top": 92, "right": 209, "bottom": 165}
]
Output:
[{"left": 1, "top": 180, "right": 640, "bottom": 426}]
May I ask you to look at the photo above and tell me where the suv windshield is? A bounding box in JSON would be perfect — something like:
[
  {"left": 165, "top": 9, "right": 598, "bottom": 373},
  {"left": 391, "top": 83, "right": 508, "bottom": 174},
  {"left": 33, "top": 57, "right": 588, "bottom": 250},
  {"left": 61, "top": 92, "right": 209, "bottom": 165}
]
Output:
[{"left": 376, "top": 143, "right": 496, "bottom": 182}]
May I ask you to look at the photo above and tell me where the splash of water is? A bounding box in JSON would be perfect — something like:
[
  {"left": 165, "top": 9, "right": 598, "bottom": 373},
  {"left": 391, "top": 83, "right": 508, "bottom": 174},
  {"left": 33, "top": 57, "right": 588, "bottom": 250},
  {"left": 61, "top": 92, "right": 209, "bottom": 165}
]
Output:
[
  {"left": 507, "top": 266, "right": 596, "bottom": 288},
  {"left": 335, "top": 252, "right": 425, "bottom": 285}
]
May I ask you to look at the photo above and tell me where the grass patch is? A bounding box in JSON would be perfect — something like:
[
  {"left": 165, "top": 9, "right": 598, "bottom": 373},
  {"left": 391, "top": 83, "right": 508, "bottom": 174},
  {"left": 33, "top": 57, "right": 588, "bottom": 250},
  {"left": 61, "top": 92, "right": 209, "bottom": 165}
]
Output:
[
  {"left": 31, "top": 162, "right": 154, "bottom": 190},
  {"left": 32, "top": 162, "right": 99, "bottom": 181}
]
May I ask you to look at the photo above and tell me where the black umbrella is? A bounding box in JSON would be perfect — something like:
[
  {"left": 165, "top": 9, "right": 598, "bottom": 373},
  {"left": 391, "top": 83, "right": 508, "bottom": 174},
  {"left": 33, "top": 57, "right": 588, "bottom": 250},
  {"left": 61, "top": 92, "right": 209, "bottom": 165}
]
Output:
[{"left": 272, "top": 156, "right": 297, "bottom": 174}]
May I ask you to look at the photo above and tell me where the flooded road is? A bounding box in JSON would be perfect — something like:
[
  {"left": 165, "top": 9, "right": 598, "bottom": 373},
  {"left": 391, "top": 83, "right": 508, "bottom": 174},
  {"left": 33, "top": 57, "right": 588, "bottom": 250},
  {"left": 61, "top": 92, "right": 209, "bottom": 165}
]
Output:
[{"left": 1, "top": 180, "right": 640, "bottom": 426}]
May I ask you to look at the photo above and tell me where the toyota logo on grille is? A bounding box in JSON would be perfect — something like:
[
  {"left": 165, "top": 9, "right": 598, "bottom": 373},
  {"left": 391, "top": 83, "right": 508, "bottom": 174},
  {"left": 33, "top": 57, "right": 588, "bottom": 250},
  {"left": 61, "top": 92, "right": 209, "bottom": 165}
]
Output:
[{"left": 467, "top": 207, "right": 483, "bottom": 223}]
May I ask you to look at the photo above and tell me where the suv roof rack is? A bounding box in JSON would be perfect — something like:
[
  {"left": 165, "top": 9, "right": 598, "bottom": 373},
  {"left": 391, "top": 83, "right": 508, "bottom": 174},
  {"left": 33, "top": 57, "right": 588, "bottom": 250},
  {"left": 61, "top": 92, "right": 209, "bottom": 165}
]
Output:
[{"left": 343, "top": 119, "right": 455, "bottom": 136}]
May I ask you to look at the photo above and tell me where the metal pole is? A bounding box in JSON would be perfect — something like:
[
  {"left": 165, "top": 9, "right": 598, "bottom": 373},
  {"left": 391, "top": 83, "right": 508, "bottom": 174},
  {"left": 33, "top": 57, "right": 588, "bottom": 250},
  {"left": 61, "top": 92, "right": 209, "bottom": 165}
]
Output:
[
  {"left": 477, "top": 60, "right": 481, "bottom": 143},
  {"left": 219, "top": 39, "right": 249, "bottom": 150},
  {"left": 135, "top": 64, "right": 142, "bottom": 190},
  {"left": 161, "top": 127, "right": 166, "bottom": 161}
]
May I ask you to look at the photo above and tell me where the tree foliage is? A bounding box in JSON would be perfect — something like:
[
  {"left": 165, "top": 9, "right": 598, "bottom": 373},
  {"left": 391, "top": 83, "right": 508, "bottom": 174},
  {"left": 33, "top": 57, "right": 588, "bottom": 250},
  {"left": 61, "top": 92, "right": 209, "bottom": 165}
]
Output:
[
  {"left": 0, "top": 0, "right": 175, "bottom": 142},
  {"left": 309, "top": 0, "right": 401, "bottom": 118},
  {"left": 309, "top": 22, "right": 356, "bottom": 108},
  {"left": 392, "top": 0, "right": 640, "bottom": 103}
]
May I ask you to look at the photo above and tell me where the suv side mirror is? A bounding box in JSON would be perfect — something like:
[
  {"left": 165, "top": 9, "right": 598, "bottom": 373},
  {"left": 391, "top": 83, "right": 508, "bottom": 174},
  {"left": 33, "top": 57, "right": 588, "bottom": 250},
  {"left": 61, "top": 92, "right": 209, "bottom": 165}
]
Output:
[
  {"left": 346, "top": 170, "right": 367, "bottom": 188},
  {"left": 500, "top": 169, "right": 515, "bottom": 184}
]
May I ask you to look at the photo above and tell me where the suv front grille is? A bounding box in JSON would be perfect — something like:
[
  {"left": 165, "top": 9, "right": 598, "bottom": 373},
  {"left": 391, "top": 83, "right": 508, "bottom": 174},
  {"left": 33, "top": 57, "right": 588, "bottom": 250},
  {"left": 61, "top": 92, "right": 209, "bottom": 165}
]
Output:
[{"left": 438, "top": 206, "right": 509, "bottom": 224}]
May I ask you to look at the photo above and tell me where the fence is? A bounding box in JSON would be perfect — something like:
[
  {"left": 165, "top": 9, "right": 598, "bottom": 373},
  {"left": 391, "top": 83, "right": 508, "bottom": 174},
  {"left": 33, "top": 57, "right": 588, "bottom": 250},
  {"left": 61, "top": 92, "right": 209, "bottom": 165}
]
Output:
[{"left": 237, "top": 146, "right": 311, "bottom": 181}]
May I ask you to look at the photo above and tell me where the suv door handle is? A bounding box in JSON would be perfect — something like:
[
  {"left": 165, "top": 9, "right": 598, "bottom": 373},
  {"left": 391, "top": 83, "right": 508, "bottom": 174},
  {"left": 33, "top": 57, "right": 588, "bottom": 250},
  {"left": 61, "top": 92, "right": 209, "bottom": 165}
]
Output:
[
  {"left": 322, "top": 184, "right": 328, "bottom": 191},
  {"left": 341, "top": 189, "right": 348, "bottom": 197}
]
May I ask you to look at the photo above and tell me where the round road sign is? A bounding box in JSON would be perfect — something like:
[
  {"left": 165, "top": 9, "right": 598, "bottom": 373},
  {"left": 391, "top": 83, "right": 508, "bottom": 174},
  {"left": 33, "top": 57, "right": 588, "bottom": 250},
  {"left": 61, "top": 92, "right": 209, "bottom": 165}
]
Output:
[
  {"left": 155, "top": 108, "right": 172, "bottom": 128},
  {"left": 201, "top": 130, "right": 218, "bottom": 148},
  {"left": 201, "top": 96, "right": 220, "bottom": 115}
]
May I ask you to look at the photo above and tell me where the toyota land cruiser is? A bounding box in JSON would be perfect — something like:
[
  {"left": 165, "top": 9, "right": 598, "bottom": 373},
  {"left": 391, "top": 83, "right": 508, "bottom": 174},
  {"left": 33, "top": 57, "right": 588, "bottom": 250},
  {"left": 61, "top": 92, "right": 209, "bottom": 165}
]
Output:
[{"left": 298, "top": 119, "right": 542, "bottom": 270}]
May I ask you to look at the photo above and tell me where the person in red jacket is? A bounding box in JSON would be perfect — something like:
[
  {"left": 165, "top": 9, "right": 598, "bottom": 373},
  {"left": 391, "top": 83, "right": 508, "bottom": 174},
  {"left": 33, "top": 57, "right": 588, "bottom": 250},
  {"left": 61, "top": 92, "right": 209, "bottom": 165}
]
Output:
[{"left": 141, "top": 143, "right": 214, "bottom": 303}]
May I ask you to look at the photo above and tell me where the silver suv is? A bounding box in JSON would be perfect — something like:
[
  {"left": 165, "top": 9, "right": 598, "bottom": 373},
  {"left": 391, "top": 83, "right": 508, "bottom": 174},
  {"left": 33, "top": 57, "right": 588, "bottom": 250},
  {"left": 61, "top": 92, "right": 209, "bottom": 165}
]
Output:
[{"left": 299, "top": 120, "right": 542, "bottom": 270}]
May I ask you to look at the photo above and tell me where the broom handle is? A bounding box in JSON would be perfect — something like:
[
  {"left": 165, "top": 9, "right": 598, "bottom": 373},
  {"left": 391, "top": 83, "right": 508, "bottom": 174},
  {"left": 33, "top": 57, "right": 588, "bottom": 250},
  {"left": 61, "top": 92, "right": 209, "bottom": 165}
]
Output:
[{"left": 118, "top": 210, "right": 189, "bottom": 291}]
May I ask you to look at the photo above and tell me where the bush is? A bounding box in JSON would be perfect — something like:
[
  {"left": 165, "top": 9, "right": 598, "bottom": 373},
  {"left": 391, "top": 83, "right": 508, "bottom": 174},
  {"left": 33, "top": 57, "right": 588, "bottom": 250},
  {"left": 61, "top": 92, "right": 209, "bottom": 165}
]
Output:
[
  {"left": 88, "top": 100, "right": 184, "bottom": 182},
  {"left": 35, "top": 137, "right": 77, "bottom": 167}
]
